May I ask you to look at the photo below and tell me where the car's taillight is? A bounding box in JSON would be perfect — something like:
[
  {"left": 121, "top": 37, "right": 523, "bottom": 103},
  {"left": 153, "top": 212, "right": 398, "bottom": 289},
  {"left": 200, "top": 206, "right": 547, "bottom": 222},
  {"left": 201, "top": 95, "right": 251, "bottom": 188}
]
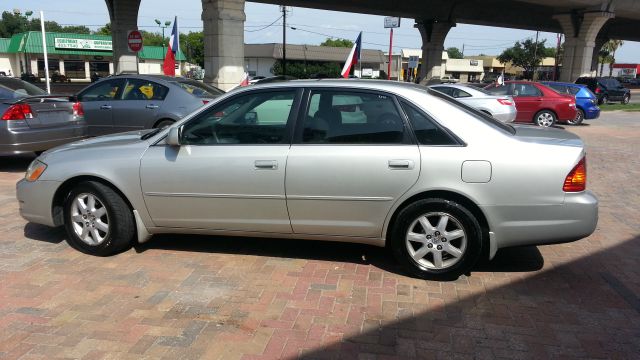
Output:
[
  {"left": 72, "top": 102, "right": 84, "bottom": 116},
  {"left": 202, "top": 100, "right": 209, "bottom": 105},
  {"left": 563, "top": 157, "right": 587, "bottom": 192},
  {"left": 1, "top": 103, "right": 34, "bottom": 120},
  {"left": 497, "top": 98, "right": 513, "bottom": 106},
  {"left": 595, "top": 87, "right": 601, "bottom": 94}
]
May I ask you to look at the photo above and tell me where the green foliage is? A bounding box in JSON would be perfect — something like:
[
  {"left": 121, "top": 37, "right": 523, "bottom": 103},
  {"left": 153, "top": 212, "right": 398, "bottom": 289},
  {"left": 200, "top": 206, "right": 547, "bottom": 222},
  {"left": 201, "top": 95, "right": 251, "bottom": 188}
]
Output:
[
  {"left": 497, "top": 39, "right": 551, "bottom": 79},
  {"left": 94, "top": 23, "right": 111, "bottom": 35},
  {"left": 446, "top": 47, "right": 463, "bottom": 59},
  {"left": 272, "top": 60, "right": 341, "bottom": 78},
  {"left": 0, "top": 10, "right": 89, "bottom": 37},
  {"left": 320, "top": 38, "right": 354, "bottom": 48},
  {"left": 180, "top": 31, "right": 204, "bottom": 66}
]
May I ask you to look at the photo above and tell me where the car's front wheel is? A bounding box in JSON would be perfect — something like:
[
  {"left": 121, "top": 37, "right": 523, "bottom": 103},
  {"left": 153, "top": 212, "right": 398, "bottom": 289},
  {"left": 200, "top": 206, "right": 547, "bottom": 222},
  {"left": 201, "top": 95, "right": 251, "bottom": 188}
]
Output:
[
  {"left": 622, "top": 94, "right": 630, "bottom": 104},
  {"left": 154, "top": 119, "right": 175, "bottom": 129},
  {"left": 534, "top": 110, "right": 556, "bottom": 127},
  {"left": 568, "top": 109, "right": 584, "bottom": 125},
  {"left": 63, "top": 181, "right": 135, "bottom": 256},
  {"left": 390, "top": 198, "right": 483, "bottom": 280}
]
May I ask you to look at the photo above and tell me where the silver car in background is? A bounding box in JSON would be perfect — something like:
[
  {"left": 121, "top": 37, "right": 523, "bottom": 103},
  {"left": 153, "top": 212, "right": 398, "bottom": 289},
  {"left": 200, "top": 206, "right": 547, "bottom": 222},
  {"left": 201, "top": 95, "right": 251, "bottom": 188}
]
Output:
[
  {"left": 0, "top": 77, "right": 86, "bottom": 154},
  {"left": 429, "top": 83, "right": 517, "bottom": 123},
  {"left": 17, "top": 80, "right": 597, "bottom": 280},
  {"left": 78, "top": 74, "right": 224, "bottom": 136}
]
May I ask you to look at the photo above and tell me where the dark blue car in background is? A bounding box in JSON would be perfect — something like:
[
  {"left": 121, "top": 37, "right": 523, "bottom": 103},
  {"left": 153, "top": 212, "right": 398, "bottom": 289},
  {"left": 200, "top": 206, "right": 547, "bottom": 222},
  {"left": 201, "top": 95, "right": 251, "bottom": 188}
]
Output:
[{"left": 541, "top": 82, "right": 600, "bottom": 125}]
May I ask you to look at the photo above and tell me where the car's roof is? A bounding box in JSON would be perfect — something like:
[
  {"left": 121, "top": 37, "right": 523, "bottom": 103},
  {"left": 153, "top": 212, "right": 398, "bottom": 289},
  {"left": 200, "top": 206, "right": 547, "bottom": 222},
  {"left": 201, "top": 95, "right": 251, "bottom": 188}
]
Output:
[
  {"left": 99, "top": 74, "right": 196, "bottom": 84},
  {"left": 247, "top": 78, "right": 429, "bottom": 92},
  {"left": 541, "top": 81, "right": 587, "bottom": 88}
]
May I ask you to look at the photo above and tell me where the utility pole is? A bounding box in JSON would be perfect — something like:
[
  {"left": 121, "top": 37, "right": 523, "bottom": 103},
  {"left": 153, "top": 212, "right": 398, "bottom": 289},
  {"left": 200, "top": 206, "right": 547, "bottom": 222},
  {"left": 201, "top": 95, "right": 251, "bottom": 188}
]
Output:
[
  {"left": 554, "top": 33, "right": 562, "bottom": 80},
  {"left": 462, "top": 43, "right": 465, "bottom": 57},
  {"left": 39, "top": 11, "right": 50, "bottom": 94},
  {"left": 532, "top": 30, "right": 539, "bottom": 80},
  {"left": 281, "top": 6, "right": 287, "bottom": 77}
]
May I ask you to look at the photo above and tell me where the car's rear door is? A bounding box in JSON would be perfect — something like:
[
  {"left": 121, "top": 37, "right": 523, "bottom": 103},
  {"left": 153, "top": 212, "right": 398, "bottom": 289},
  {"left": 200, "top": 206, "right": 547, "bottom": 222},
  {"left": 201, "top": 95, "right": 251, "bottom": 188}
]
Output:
[
  {"left": 111, "top": 78, "right": 169, "bottom": 133},
  {"left": 140, "top": 88, "right": 300, "bottom": 233},
  {"left": 285, "top": 88, "right": 420, "bottom": 238},
  {"left": 78, "top": 78, "right": 124, "bottom": 136}
]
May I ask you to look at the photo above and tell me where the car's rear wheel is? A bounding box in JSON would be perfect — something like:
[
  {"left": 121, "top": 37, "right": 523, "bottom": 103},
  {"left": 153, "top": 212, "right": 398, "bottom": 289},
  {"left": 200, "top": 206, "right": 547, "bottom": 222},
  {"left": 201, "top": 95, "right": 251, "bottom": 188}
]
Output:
[
  {"left": 534, "top": 110, "right": 556, "bottom": 127},
  {"left": 568, "top": 109, "right": 584, "bottom": 125},
  {"left": 390, "top": 198, "right": 483, "bottom": 280},
  {"left": 622, "top": 94, "right": 630, "bottom": 104},
  {"left": 154, "top": 119, "right": 175, "bottom": 129},
  {"left": 63, "top": 181, "right": 134, "bottom": 256}
]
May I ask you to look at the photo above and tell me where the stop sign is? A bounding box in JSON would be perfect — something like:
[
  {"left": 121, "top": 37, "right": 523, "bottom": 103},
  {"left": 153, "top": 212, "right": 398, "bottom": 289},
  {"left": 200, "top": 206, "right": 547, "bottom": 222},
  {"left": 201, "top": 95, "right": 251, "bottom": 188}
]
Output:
[{"left": 127, "top": 30, "right": 143, "bottom": 52}]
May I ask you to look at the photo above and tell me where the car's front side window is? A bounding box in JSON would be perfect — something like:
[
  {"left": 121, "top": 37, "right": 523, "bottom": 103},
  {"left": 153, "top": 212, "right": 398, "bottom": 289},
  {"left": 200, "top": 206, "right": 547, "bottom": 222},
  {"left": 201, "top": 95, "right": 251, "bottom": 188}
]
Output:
[
  {"left": 121, "top": 79, "right": 169, "bottom": 101},
  {"left": 79, "top": 79, "right": 124, "bottom": 101},
  {"left": 301, "top": 90, "right": 408, "bottom": 144},
  {"left": 180, "top": 90, "right": 296, "bottom": 145}
]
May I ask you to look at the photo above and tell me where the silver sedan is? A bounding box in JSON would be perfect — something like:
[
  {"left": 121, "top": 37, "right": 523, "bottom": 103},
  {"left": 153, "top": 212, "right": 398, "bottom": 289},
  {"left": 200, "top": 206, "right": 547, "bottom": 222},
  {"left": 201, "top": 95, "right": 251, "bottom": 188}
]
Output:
[
  {"left": 429, "top": 83, "right": 517, "bottom": 123},
  {"left": 16, "top": 80, "right": 597, "bottom": 279}
]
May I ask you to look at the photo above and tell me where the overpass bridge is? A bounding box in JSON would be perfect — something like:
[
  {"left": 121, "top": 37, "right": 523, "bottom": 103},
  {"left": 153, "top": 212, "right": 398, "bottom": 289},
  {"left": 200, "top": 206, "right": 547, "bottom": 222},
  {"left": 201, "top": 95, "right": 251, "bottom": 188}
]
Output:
[{"left": 106, "top": 0, "right": 640, "bottom": 90}]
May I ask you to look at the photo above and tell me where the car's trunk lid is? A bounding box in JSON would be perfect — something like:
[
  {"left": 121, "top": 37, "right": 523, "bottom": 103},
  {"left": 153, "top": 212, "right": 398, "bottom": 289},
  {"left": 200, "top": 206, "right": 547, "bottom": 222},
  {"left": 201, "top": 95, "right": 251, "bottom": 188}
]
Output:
[
  {"left": 512, "top": 124, "right": 583, "bottom": 147},
  {"left": 5, "top": 95, "right": 77, "bottom": 128}
]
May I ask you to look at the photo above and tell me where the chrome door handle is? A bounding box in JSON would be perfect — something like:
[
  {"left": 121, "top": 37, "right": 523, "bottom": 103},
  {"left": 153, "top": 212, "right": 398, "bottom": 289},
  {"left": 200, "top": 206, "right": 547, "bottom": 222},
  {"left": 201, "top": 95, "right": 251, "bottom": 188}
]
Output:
[
  {"left": 146, "top": 104, "right": 159, "bottom": 109},
  {"left": 100, "top": 105, "right": 112, "bottom": 110},
  {"left": 388, "top": 160, "right": 414, "bottom": 170},
  {"left": 254, "top": 160, "right": 278, "bottom": 170}
]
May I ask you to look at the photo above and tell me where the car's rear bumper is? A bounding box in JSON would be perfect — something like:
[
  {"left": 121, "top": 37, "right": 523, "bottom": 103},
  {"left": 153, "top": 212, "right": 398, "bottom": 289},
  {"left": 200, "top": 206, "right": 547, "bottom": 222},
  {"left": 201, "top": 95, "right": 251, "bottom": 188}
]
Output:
[
  {"left": 482, "top": 190, "right": 598, "bottom": 254},
  {"left": 584, "top": 105, "right": 600, "bottom": 120},
  {"left": 0, "top": 122, "right": 88, "bottom": 153},
  {"left": 493, "top": 110, "right": 517, "bottom": 123},
  {"left": 16, "top": 178, "right": 61, "bottom": 227}
]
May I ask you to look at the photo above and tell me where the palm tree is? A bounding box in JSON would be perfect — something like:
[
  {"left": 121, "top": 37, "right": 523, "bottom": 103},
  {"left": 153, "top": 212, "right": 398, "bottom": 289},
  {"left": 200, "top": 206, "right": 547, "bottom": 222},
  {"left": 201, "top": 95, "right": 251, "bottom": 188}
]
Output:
[{"left": 602, "top": 39, "right": 624, "bottom": 77}]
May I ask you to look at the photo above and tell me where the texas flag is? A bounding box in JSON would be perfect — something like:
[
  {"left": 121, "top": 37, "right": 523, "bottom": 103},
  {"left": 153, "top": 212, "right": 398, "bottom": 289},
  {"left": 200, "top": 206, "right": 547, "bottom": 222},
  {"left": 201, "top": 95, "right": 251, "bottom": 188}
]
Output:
[
  {"left": 340, "top": 32, "right": 362, "bottom": 78},
  {"left": 163, "top": 16, "right": 179, "bottom": 76}
]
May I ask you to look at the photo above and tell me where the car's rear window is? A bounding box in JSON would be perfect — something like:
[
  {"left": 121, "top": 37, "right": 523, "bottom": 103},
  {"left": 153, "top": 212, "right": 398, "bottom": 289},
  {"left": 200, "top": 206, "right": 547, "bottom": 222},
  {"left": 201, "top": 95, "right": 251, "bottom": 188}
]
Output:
[
  {"left": 172, "top": 80, "right": 224, "bottom": 98},
  {"left": 0, "top": 78, "right": 47, "bottom": 99}
]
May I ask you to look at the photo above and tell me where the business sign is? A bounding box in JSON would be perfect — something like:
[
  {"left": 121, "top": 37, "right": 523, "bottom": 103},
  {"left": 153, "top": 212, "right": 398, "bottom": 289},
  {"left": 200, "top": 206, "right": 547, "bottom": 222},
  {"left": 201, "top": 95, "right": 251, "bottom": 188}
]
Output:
[
  {"left": 362, "top": 68, "right": 373, "bottom": 77},
  {"left": 384, "top": 17, "right": 401, "bottom": 28},
  {"left": 408, "top": 55, "right": 420, "bottom": 68},
  {"left": 54, "top": 38, "right": 112, "bottom": 51},
  {"left": 127, "top": 30, "right": 143, "bottom": 52},
  {"left": 470, "top": 60, "right": 479, "bottom": 66}
]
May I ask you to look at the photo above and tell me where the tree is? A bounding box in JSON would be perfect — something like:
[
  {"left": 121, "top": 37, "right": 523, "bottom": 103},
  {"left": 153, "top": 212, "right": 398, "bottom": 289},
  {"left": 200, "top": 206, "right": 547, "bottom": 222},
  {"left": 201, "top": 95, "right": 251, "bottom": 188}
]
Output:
[
  {"left": 272, "top": 60, "right": 341, "bottom": 78},
  {"left": 0, "top": 10, "right": 30, "bottom": 37},
  {"left": 94, "top": 23, "right": 111, "bottom": 35},
  {"left": 497, "top": 39, "right": 550, "bottom": 80},
  {"left": 446, "top": 47, "right": 463, "bottom": 59},
  {"left": 320, "top": 38, "right": 353, "bottom": 48},
  {"left": 603, "top": 39, "right": 623, "bottom": 77},
  {"left": 180, "top": 31, "right": 204, "bottom": 66}
]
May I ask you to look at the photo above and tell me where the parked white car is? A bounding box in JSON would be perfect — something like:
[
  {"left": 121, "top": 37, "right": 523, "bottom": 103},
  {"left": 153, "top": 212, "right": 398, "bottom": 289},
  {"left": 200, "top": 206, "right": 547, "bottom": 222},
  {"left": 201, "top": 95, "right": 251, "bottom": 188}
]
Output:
[{"left": 429, "top": 84, "right": 517, "bottom": 123}]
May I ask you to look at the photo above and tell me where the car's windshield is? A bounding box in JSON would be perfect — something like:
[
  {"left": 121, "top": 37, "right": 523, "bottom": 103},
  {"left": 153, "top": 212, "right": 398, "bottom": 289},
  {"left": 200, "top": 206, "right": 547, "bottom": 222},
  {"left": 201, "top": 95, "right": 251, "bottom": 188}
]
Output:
[
  {"left": 172, "top": 80, "right": 224, "bottom": 98},
  {"left": 0, "top": 78, "right": 47, "bottom": 99}
]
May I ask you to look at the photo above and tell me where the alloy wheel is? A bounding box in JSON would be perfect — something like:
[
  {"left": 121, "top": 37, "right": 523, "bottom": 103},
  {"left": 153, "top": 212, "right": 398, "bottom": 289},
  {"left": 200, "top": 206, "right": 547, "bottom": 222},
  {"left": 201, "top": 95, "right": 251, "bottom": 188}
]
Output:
[
  {"left": 536, "top": 112, "right": 554, "bottom": 127},
  {"left": 70, "top": 193, "right": 110, "bottom": 245},
  {"left": 405, "top": 212, "right": 467, "bottom": 270}
]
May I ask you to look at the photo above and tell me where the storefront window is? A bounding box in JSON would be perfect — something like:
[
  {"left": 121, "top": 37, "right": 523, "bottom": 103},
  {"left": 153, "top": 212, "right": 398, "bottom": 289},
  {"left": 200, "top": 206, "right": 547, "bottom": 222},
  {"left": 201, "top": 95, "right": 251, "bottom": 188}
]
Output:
[
  {"left": 64, "top": 60, "right": 85, "bottom": 79},
  {"left": 89, "top": 61, "right": 110, "bottom": 77},
  {"left": 37, "top": 59, "right": 59, "bottom": 78}
]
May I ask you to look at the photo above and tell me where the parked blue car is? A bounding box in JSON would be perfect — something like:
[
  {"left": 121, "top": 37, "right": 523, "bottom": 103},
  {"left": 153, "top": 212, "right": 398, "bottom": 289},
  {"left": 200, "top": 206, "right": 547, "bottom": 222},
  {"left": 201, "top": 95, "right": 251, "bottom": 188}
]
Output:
[{"left": 541, "top": 82, "right": 600, "bottom": 125}]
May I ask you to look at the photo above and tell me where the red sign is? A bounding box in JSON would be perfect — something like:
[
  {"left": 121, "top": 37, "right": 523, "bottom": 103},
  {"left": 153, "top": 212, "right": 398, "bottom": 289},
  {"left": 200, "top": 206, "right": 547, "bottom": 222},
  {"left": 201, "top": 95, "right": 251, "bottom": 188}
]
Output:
[{"left": 127, "top": 30, "right": 143, "bottom": 52}]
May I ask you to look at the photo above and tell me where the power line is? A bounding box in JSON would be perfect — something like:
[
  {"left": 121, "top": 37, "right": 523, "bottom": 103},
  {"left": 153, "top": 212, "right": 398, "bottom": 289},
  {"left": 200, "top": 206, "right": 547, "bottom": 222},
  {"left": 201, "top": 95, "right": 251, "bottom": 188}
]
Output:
[{"left": 244, "top": 16, "right": 283, "bottom": 32}]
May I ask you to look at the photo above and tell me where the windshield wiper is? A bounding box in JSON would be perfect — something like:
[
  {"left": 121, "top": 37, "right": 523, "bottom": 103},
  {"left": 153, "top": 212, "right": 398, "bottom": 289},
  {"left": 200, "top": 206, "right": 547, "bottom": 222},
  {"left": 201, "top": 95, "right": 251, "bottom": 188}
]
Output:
[{"left": 141, "top": 128, "right": 162, "bottom": 140}]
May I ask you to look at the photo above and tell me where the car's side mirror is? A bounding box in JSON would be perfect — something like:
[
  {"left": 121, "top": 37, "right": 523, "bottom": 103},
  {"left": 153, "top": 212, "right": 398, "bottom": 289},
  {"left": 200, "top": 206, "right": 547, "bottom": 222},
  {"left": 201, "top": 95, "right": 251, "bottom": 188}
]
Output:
[{"left": 166, "top": 126, "right": 182, "bottom": 146}]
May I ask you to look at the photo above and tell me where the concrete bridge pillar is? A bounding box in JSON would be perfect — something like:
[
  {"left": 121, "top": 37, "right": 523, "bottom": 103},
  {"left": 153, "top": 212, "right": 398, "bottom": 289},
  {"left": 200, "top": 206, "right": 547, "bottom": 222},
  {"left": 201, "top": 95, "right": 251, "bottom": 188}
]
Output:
[
  {"left": 414, "top": 20, "right": 454, "bottom": 81},
  {"left": 105, "top": 0, "right": 141, "bottom": 74},
  {"left": 554, "top": 11, "right": 614, "bottom": 82},
  {"left": 591, "top": 36, "right": 609, "bottom": 74},
  {"left": 202, "top": 0, "right": 246, "bottom": 91}
]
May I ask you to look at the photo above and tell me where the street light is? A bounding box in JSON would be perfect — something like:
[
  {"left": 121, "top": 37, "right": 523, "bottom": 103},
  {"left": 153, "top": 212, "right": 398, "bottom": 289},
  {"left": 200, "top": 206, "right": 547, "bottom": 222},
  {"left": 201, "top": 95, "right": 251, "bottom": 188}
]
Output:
[{"left": 154, "top": 19, "right": 172, "bottom": 60}]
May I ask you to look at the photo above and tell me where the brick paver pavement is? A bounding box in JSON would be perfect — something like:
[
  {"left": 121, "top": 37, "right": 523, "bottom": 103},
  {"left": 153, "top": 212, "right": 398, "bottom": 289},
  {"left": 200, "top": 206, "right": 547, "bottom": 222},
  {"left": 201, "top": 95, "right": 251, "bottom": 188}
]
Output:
[{"left": 1, "top": 112, "right": 639, "bottom": 359}]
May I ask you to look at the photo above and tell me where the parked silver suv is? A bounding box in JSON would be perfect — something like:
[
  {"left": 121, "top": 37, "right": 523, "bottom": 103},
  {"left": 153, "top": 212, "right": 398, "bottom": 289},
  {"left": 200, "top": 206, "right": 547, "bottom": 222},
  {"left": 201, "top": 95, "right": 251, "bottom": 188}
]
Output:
[{"left": 17, "top": 80, "right": 597, "bottom": 279}]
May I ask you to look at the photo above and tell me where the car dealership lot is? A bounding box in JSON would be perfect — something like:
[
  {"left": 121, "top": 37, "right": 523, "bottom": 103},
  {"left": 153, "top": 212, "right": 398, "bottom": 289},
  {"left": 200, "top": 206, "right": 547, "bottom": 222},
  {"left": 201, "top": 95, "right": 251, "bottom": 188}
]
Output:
[{"left": 1, "top": 112, "right": 639, "bottom": 359}]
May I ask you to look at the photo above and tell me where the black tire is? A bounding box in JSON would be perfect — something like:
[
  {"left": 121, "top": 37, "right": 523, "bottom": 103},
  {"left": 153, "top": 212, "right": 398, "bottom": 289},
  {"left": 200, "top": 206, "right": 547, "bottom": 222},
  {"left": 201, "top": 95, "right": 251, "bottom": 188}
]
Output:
[
  {"left": 389, "top": 198, "right": 484, "bottom": 280},
  {"left": 568, "top": 109, "right": 584, "bottom": 126},
  {"left": 63, "top": 181, "right": 135, "bottom": 256},
  {"left": 154, "top": 119, "right": 175, "bottom": 129},
  {"left": 533, "top": 110, "right": 556, "bottom": 127},
  {"left": 622, "top": 94, "right": 630, "bottom": 104}
]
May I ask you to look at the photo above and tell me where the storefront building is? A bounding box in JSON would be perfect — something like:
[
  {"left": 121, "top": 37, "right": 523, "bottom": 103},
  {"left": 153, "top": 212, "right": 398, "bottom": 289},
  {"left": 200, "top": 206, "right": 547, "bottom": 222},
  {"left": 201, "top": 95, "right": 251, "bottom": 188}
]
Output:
[
  {"left": 611, "top": 63, "right": 640, "bottom": 79},
  {"left": 0, "top": 31, "right": 186, "bottom": 81}
]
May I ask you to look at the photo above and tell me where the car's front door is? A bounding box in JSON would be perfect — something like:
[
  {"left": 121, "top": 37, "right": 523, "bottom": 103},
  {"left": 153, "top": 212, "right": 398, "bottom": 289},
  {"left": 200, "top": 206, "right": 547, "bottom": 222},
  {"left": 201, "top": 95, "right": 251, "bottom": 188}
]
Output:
[
  {"left": 512, "top": 83, "right": 543, "bottom": 122},
  {"left": 112, "top": 78, "right": 169, "bottom": 132},
  {"left": 140, "top": 89, "right": 300, "bottom": 233},
  {"left": 285, "top": 89, "right": 420, "bottom": 238},
  {"left": 77, "top": 78, "right": 124, "bottom": 136}
]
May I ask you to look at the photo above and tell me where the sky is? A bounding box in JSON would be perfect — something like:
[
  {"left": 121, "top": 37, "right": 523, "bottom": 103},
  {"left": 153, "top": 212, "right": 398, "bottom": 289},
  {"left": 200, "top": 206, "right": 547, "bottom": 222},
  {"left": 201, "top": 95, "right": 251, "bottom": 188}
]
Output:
[{"left": 4, "top": 0, "right": 640, "bottom": 62}]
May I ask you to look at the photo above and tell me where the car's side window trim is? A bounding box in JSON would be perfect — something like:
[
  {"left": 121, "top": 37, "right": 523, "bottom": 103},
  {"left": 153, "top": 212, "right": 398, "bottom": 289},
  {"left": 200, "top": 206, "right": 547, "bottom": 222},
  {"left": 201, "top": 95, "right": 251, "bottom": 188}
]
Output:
[
  {"left": 292, "top": 87, "right": 414, "bottom": 146},
  {"left": 78, "top": 78, "right": 125, "bottom": 102},
  {"left": 162, "top": 87, "right": 303, "bottom": 147}
]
